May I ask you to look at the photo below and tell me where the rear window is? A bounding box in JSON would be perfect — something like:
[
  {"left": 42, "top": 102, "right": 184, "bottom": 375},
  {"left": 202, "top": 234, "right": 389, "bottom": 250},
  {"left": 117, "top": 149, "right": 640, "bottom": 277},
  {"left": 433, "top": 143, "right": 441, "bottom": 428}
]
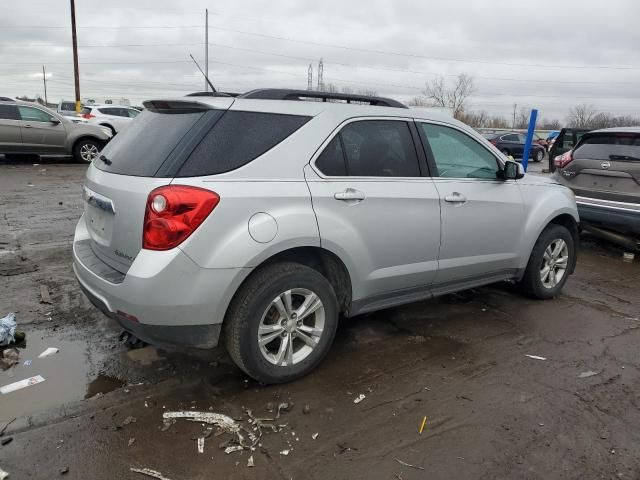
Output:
[
  {"left": 574, "top": 132, "right": 640, "bottom": 161},
  {"left": 0, "top": 104, "right": 19, "bottom": 120},
  {"left": 95, "top": 109, "right": 206, "bottom": 176},
  {"left": 81, "top": 107, "right": 92, "bottom": 115},
  {"left": 176, "top": 111, "right": 310, "bottom": 177},
  {"left": 60, "top": 102, "right": 76, "bottom": 111}
]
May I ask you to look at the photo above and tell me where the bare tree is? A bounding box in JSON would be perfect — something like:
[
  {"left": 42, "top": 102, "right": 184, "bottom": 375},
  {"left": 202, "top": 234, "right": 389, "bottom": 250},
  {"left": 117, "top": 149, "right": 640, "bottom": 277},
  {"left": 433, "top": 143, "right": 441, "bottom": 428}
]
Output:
[
  {"left": 539, "top": 118, "right": 561, "bottom": 130},
  {"left": 514, "top": 107, "right": 529, "bottom": 129},
  {"left": 567, "top": 104, "right": 597, "bottom": 128},
  {"left": 422, "top": 73, "right": 475, "bottom": 119}
]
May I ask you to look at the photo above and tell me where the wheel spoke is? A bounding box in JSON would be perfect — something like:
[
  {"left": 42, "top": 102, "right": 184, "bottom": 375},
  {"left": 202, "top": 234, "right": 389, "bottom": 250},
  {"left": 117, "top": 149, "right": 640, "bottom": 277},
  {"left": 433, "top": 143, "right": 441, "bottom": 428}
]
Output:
[
  {"left": 274, "top": 334, "right": 289, "bottom": 366},
  {"left": 282, "top": 290, "right": 293, "bottom": 316},
  {"left": 272, "top": 296, "right": 289, "bottom": 320},
  {"left": 296, "top": 329, "right": 318, "bottom": 348},
  {"left": 556, "top": 256, "right": 568, "bottom": 268},
  {"left": 285, "top": 333, "right": 294, "bottom": 365},
  {"left": 540, "top": 265, "right": 551, "bottom": 282},
  {"left": 298, "top": 325, "right": 323, "bottom": 336},
  {"left": 549, "top": 269, "right": 557, "bottom": 287},
  {"left": 552, "top": 241, "right": 565, "bottom": 259},
  {"left": 543, "top": 248, "right": 552, "bottom": 262},
  {"left": 259, "top": 329, "right": 284, "bottom": 347},
  {"left": 296, "top": 293, "right": 322, "bottom": 321}
]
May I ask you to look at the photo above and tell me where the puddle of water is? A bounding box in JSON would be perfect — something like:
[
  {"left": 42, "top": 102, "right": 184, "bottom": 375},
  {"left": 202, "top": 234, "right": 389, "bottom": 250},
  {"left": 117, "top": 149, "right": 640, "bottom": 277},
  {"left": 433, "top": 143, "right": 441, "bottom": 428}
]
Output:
[
  {"left": 85, "top": 374, "right": 125, "bottom": 399},
  {"left": 0, "top": 326, "right": 111, "bottom": 419}
]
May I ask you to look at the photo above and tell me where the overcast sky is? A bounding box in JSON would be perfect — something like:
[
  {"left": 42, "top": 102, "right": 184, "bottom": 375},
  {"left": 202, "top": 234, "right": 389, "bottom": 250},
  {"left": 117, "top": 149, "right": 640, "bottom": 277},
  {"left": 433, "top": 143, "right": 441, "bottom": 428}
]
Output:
[{"left": 2, "top": 0, "right": 640, "bottom": 121}]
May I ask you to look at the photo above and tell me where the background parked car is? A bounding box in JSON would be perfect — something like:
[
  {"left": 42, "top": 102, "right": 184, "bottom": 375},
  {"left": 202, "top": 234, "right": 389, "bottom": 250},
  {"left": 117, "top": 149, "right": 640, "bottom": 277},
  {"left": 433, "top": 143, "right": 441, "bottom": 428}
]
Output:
[
  {"left": 57, "top": 100, "right": 87, "bottom": 124},
  {"left": 553, "top": 127, "right": 640, "bottom": 237},
  {"left": 0, "top": 99, "right": 112, "bottom": 162},
  {"left": 81, "top": 105, "right": 140, "bottom": 134},
  {"left": 482, "top": 131, "right": 546, "bottom": 162},
  {"left": 532, "top": 132, "right": 549, "bottom": 150},
  {"left": 548, "top": 128, "right": 590, "bottom": 172}
]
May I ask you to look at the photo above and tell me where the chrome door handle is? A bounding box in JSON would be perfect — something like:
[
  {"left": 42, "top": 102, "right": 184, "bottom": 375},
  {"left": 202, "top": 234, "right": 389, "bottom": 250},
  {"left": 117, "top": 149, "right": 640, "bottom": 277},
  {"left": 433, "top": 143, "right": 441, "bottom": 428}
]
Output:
[
  {"left": 334, "top": 188, "right": 365, "bottom": 201},
  {"left": 23, "top": 124, "right": 33, "bottom": 128},
  {"left": 444, "top": 192, "right": 467, "bottom": 203}
]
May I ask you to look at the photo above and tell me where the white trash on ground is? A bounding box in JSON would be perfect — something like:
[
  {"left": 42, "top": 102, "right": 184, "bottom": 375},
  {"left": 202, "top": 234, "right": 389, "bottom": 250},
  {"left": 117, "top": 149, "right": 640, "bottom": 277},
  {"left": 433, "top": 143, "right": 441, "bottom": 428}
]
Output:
[
  {"left": 0, "top": 313, "right": 16, "bottom": 346},
  {"left": 0, "top": 375, "right": 45, "bottom": 395},
  {"left": 353, "top": 393, "right": 366, "bottom": 404},
  {"left": 38, "top": 347, "right": 59, "bottom": 358},
  {"left": 163, "top": 411, "right": 258, "bottom": 449},
  {"left": 578, "top": 370, "right": 599, "bottom": 378},
  {"left": 130, "top": 467, "right": 174, "bottom": 480},
  {"left": 525, "top": 355, "right": 547, "bottom": 361}
]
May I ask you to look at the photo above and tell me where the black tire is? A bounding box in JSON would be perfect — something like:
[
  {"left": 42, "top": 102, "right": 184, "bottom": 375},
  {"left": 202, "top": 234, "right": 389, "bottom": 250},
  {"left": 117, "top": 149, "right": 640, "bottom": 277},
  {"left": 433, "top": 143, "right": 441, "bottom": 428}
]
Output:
[
  {"left": 534, "top": 148, "right": 544, "bottom": 162},
  {"left": 519, "top": 224, "right": 575, "bottom": 299},
  {"left": 223, "top": 262, "right": 339, "bottom": 384},
  {"left": 73, "top": 138, "right": 101, "bottom": 163}
]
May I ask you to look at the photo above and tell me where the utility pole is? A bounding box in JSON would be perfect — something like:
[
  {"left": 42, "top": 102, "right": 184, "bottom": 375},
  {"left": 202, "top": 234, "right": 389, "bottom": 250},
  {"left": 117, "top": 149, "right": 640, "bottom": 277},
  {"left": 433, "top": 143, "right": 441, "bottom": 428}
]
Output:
[
  {"left": 42, "top": 66, "right": 48, "bottom": 106},
  {"left": 69, "top": 0, "right": 81, "bottom": 112},
  {"left": 307, "top": 63, "right": 313, "bottom": 91},
  {"left": 204, "top": 8, "right": 209, "bottom": 92},
  {"left": 512, "top": 103, "right": 517, "bottom": 130}
]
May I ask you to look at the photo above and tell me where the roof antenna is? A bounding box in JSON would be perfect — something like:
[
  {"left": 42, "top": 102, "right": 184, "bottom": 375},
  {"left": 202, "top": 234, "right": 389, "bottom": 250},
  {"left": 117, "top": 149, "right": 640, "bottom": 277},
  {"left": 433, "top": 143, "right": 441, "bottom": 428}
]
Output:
[{"left": 189, "top": 53, "right": 217, "bottom": 93}]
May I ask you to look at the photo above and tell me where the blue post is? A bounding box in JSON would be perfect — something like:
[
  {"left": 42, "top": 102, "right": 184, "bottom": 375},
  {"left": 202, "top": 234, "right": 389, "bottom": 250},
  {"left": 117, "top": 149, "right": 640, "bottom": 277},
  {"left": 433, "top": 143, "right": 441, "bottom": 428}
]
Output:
[{"left": 521, "top": 108, "right": 538, "bottom": 172}]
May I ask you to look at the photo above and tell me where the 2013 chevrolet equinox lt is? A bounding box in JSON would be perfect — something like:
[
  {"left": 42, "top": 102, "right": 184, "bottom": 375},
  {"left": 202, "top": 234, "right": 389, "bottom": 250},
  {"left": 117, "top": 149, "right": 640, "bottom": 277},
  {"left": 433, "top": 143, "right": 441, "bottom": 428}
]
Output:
[{"left": 73, "top": 89, "right": 580, "bottom": 384}]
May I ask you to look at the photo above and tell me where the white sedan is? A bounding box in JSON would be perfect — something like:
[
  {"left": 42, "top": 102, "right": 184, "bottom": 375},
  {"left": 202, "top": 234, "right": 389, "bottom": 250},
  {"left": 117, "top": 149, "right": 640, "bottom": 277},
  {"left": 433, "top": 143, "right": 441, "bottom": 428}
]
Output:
[{"left": 81, "top": 105, "right": 140, "bottom": 134}]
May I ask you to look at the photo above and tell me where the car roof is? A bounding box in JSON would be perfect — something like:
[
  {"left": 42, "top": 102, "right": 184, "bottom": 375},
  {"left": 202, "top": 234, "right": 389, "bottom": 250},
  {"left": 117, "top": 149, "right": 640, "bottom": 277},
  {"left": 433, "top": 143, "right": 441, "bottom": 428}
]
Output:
[{"left": 588, "top": 126, "right": 640, "bottom": 134}]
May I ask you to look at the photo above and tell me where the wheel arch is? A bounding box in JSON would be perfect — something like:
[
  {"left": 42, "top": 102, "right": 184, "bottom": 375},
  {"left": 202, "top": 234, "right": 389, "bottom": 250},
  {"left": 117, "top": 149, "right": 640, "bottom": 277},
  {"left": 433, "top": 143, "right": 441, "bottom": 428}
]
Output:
[
  {"left": 72, "top": 135, "right": 104, "bottom": 156},
  {"left": 547, "top": 213, "right": 579, "bottom": 273}
]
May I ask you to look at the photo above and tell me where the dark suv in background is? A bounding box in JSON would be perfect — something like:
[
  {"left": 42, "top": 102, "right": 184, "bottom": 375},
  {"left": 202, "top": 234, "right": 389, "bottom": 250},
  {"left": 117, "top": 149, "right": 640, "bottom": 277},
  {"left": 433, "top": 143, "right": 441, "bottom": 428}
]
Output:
[
  {"left": 554, "top": 127, "right": 640, "bottom": 237},
  {"left": 482, "top": 132, "right": 546, "bottom": 162}
]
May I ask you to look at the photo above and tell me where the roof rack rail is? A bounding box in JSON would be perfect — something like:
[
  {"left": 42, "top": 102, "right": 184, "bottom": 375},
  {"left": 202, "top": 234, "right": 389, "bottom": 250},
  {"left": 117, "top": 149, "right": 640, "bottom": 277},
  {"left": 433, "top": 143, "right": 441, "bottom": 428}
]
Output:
[
  {"left": 185, "top": 91, "right": 239, "bottom": 98},
  {"left": 239, "top": 88, "right": 407, "bottom": 108}
]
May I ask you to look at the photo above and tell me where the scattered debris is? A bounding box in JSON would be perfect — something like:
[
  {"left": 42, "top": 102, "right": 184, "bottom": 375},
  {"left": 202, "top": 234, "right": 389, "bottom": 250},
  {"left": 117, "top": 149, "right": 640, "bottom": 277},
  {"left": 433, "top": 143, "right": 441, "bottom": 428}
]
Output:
[
  {"left": 578, "top": 370, "right": 599, "bottom": 379},
  {"left": 419, "top": 416, "right": 427, "bottom": 435},
  {"left": 0, "top": 418, "right": 16, "bottom": 436},
  {"left": 1, "top": 437, "right": 13, "bottom": 446},
  {"left": 312, "top": 432, "right": 319, "bottom": 440},
  {"left": 0, "top": 467, "right": 8, "bottom": 480},
  {"left": 394, "top": 458, "right": 425, "bottom": 470},
  {"left": 38, "top": 347, "right": 59, "bottom": 359},
  {"left": 164, "top": 411, "right": 258, "bottom": 449},
  {"left": 224, "top": 446, "right": 243, "bottom": 454},
  {"left": 276, "top": 402, "right": 293, "bottom": 418},
  {"left": 59, "top": 466, "right": 69, "bottom": 475},
  {"left": 457, "top": 395, "right": 473, "bottom": 402},
  {"left": 353, "top": 394, "right": 366, "bottom": 404},
  {"left": 122, "top": 416, "right": 137, "bottom": 426},
  {"left": 130, "top": 467, "right": 174, "bottom": 480},
  {"left": 23, "top": 359, "right": 32, "bottom": 366},
  {"left": 1, "top": 349, "right": 19, "bottom": 371},
  {"left": 40, "top": 285, "right": 52, "bottom": 304},
  {"left": 197, "top": 437, "right": 204, "bottom": 454},
  {"left": 0, "top": 313, "right": 17, "bottom": 346},
  {"left": 280, "top": 449, "right": 290, "bottom": 456},
  {"left": 128, "top": 437, "right": 136, "bottom": 447},
  {"left": 622, "top": 252, "right": 635, "bottom": 263},
  {"left": 302, "top": 404, "right": 311, "bottom": 415},
  {"left": 0, "top": 375, "right": 45, "bottom": 394},
  {"left": 525, "top": 355, "right": 547, "bottom": 361},
  {"left": 126, "top": 346, "right": 161, "bottom": 366},
  {"left": 247, "top": 455, "right": 255, "bottom": 467},
  {"left": 160, "top": 419, "right": 175, "bottom": 432}
]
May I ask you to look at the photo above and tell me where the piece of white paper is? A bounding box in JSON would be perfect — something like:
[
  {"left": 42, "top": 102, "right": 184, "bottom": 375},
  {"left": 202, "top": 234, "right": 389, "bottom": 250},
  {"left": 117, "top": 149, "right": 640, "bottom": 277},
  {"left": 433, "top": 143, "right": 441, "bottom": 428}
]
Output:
[
  {"left": 525, "top": 355, "right": 547, "bottom": 361},
  {"left": 0, "top": 375, "right": 45, "bottom": 394},
  {"left": 38, "top": 347, "right": 59, "bottom": 358}
]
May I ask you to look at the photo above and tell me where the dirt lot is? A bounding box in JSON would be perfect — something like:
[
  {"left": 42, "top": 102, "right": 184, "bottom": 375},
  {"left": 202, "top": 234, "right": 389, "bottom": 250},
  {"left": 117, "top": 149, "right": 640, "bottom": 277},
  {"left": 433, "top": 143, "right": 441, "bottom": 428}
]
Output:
[{"left": 1, "top": 159, "right": 639, "bottom": 480}]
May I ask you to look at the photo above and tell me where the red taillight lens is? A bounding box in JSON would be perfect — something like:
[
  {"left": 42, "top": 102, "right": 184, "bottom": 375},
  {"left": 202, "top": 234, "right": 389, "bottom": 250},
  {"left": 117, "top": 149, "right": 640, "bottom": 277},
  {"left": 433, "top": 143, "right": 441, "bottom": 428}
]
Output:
[
  {"left": 82, "top": 113, "right": 95, "bottom": 119},
  {"left": 142, "top": 185, "right": 220, "bottom": 251},
  {"left": 490, "top": 139, "right": 498, "bottom": 146},
  {"left": 554, "top": 151, "right": 573, "bottom": 169}
]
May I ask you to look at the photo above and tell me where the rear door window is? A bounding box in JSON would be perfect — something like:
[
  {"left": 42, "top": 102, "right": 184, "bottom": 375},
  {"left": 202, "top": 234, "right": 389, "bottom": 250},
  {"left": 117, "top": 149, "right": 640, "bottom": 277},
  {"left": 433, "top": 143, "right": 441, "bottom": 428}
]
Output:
[
  {"left": 176, "top": 111, "right": 310, "bottom": 177},
  {"left": 502, "top": 134, "right": 519, "bottom": 142},
  {"left": 0, "top": 105, "right": 20, "bottom": 120},
  {"left": 315, "top": 137, "right": 347, "bottom": 176}
]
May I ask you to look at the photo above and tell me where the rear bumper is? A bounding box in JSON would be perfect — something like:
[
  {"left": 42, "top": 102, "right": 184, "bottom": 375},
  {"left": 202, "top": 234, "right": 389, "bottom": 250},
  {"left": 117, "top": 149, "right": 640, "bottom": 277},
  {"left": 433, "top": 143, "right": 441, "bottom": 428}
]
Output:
[
  {"left": 576, "top": 195, "right": 640, "bottom": 235},
  {"left": 73, "top": 214, "right": 249, "bottom": 349}
]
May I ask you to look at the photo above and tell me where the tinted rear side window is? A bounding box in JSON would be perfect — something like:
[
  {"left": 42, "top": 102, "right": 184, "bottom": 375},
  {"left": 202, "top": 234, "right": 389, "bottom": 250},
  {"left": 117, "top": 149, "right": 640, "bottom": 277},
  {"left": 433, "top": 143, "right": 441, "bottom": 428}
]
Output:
[
  {"left": 95, "top": 109, "right": 205, "bottom": 176},
  {"left": 315, "top": 137, "right": 347, "bottom": 176},
  {"left": 575, "top": 132, "right": 640, "bottom": 161},
  {"left": 0, "top": 104, "right": 19, "bottom": 120},
  {"left": 177, "top": 111, "right": 310, "bottom": 177}
]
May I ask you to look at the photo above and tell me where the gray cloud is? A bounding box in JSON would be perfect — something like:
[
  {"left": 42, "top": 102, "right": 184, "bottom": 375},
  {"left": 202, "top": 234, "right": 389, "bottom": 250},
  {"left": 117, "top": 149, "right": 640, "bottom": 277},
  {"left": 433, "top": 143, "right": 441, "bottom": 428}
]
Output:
[{"left": 2, "top": 0, "right": 640, "bottom": 121}]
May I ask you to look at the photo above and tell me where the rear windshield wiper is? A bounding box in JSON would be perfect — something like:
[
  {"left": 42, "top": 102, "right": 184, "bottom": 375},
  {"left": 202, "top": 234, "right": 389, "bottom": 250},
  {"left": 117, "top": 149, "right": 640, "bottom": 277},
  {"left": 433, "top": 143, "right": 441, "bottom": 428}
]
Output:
[
  {"left": 609, "top": 154, "right": 640, "bottom": 161},
  {"left": 99, "top": 154, "right": 112, "bottom": 166}
]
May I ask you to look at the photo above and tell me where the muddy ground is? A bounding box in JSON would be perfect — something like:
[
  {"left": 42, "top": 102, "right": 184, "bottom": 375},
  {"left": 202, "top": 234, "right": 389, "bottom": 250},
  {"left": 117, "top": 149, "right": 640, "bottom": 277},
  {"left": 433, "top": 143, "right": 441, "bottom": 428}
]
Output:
[{"left": 0, "top": 159, "right": 639, "bottom": 480}]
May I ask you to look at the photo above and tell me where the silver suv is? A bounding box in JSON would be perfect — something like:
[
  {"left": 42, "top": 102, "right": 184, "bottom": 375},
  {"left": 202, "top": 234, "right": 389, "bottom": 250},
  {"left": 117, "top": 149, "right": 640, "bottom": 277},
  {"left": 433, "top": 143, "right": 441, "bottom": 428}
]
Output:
[
  {"left": 73, "top": 89, "right": 579, "bottom": 383},
  {"left": 0, "top": 99, "right": 112, "bottom": 162}
]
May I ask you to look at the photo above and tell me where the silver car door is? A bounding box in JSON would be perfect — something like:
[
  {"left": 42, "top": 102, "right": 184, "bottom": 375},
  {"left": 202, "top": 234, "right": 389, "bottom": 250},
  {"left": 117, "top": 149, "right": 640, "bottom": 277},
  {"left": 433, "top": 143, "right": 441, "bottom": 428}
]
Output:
[
  {"left": 306, "top": 118, "right": 441, "bottom": 311},
  {"left": 0, "top": 104, "right": 23, "bottom": 152},
  {"left": 416, "top": 121, "right": 525, "bottom": 287},
  {"left": 17, "top": 105, "right": 66, "bottom": 153}
]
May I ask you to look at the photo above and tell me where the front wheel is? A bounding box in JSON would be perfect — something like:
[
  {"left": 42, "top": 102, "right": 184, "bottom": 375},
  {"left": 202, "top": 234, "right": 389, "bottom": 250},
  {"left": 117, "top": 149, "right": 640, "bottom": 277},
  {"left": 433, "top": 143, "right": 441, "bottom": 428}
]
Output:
[
  {"left": 534, "top": 149, "right": 544, "bottom": 162},
  {"left": 519, "top": 224, "right": 575, "bottom": 299},
  {"left": 223, "top": 262, "right": 339, "bottom": 384},
  {"left": 73, "top": 138, "right": 101, "bottom": 163}
]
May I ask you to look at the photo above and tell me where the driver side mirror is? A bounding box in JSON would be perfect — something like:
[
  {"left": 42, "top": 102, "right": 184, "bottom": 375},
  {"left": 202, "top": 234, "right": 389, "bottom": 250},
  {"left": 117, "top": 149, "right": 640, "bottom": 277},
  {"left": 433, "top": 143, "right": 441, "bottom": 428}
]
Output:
[
  {"left": 50, "top": 117, "right": 61, "bottom": 125},
  {"left": 501, "top": 160, "right": 524, "bottom": 180}
]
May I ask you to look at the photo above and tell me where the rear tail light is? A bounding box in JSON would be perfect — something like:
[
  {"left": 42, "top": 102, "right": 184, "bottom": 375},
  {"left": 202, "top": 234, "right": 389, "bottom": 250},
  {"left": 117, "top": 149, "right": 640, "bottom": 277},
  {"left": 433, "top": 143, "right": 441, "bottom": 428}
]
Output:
[
  {"left": 554, "top": 151, "right": 574, "bottom": 169},
  {"left": 82, "top": 113, "right": 95, "bottom": 119},
  {"left": 143, "top": 185, "right": 220, "bottom": 251},
  {"left": 490, "top": 139, "right": 498, "bottom": 146}
]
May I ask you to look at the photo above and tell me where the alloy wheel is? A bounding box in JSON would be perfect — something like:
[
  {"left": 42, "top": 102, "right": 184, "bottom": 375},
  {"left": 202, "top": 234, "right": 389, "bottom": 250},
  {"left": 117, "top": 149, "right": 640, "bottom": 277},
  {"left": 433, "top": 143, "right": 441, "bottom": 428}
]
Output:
[
  {"left": 540, "top": 239, "right": 569, "bottom": 288},
  {"left": 80, "top": 143, "right": 99, "bottom": 162}
]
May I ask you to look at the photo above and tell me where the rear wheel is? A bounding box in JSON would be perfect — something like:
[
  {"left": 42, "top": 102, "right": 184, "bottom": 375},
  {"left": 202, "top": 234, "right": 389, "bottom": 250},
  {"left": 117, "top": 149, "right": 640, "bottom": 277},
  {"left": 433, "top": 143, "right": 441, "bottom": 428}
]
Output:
[
  {"left": 519, "top": 224, "right": 574, "bottom": 299},
  {"left": 534, "top": 148, "right": 544, "bottom": 162},
  {"left": 223, "top": 262, "right": 339, "bottom": 384},
  {"left": 73, "top": 138, "right": 101, "bottom": 163}
]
